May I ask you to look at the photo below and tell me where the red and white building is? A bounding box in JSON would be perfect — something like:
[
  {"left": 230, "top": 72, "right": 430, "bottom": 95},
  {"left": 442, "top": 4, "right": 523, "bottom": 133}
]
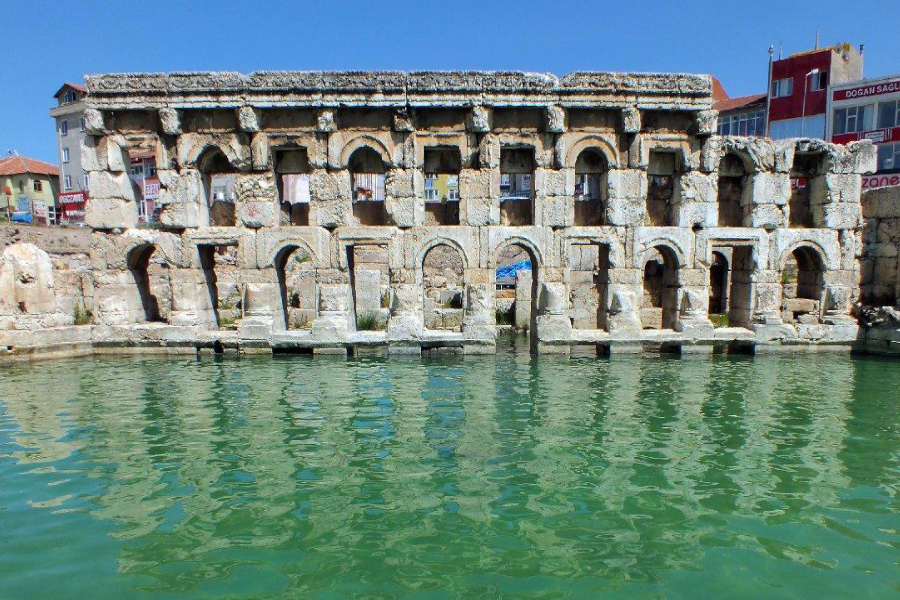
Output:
[
  {"left": 768, "top": 43, "right": 863, "bottom": 140},
  {"left": 827, "top": 74, "right": 900, "bottom": 190}
]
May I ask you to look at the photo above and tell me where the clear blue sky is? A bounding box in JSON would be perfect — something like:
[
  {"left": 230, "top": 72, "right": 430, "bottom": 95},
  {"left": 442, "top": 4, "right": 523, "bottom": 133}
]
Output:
[{"left": 3, "top": 0, "right": 896, "bottom": 163}]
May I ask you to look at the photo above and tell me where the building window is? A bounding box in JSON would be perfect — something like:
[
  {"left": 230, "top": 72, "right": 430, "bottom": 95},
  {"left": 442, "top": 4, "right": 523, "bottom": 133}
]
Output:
[
  {"left": 60, "top": 120, "right": 68, "bottom": 136},
  {"left": 809, "top": 71, "right": 827, "bottom": 91},
  {"left": 83, "top": 172, "right": 89, "bottom": 188},
  {"left": 64, "top": 175, "right": 72, "bottom": 191},
  {"left": 424, "top": 188, "right": 440, "bottom": 202},
  {"left": 62, "top": 148, "right": 70, "bottom": 163},
  {"left": 834, "top": 104, "right": 875, "bottom": 135},
  {"left": 80, "top": 117, "right": 86, "bottom": 131},
  {"left": 878, "top": 100, "right": 900, "bottom": 130},
  {"left": 771, "top": 78, "right": 794, "bottom": 98},
  {"left": 63, "top": 90, "right": 76, "bottom": 103},
  {"left": 129, "top": 164, "right": 144, "bottom": 177},
  {"left": 33, "top": 180, "right": 42, "bottom": 192},
  {"left": 717, "top": 110, "right": 766, "bottom": 136},
  {"left": 878, "top": 143, "right": 900, "bottom": 171}
]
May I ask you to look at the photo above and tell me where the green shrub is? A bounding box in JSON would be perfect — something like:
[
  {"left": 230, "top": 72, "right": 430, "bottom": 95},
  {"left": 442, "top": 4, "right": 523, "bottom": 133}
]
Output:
[
  {"left": 496, "top": 307, "right": 513, "bottom": 326},
  {"left": 709, "top": 313, "right": 730, "bottom": 328},
  {"left": 356, "top": 310, "right": 386, "bottom": 331},
  {"left": 74, "top": 303, "right": 93, "bottom": 325}
]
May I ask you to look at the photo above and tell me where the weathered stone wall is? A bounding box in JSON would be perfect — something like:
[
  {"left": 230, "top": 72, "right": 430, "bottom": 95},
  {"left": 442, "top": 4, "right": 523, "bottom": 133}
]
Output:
[{"left": 0, "top": 70, "right": 888, "bottom": 359}]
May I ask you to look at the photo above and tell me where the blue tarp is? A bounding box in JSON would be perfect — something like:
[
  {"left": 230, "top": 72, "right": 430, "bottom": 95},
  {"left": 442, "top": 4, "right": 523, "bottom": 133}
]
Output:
[
  {"left": 496, "top": 260, "right": 532, "bottom": 279},
  {"left": 10, "top": 212, "right": 32, "bottom": 224}
]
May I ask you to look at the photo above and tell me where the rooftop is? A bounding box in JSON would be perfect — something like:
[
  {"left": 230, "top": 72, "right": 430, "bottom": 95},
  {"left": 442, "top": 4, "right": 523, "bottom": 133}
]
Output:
[
  {"left": 0, "top": 156, "right": 60, "bottom": 178},
  {"left": 713, "top": 93, "right": 767, "bottom": 113}
]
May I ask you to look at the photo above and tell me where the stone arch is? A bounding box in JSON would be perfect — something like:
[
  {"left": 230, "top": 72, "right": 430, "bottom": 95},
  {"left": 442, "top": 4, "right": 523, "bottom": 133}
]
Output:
[
  {"left": 187, "top": 140, "right": 245, "bottom": 171},
  {"left": 777, "top": 240, "right": 835, "bottom": 272},
  {"left": 490, "top": 235, "right": 544, "bottom": 271},
  {"left": 273, "top": 243, "right": 318, "bottom": 331},
  {"left": 565, "top": 134, "right": 620, "bottom": 169},
  {"left": 493, "top": 239, "right": 541, "bottom": 350},
  {"left": 125, "top": 243, "right": 169, "bottom": 323},
  {"left": 717, "top": 152, "right": 750, "bottom": 227},
  {"left": 635, "top": 238, "right": 687, "bottom": 270},
  {"left": 415, "top": 236, "right": 471, "bottom": 279},
  {"left": 340, "top": 135, "right": 393, "bottom": 169},
  {"left": 421, "top": 243, "right": 466, "bottom": 331},
  {"left": 780, "top": 244, "right": 827, "bottom": 324},
  {"left": 196, "top": 145, "right": 238, "bottom": 226},
  {"left": 641, "top": 244, "right": 681, "bottom": 330},
  {"left": 266, "top": 239, "right": 322, "bottom": 271}
]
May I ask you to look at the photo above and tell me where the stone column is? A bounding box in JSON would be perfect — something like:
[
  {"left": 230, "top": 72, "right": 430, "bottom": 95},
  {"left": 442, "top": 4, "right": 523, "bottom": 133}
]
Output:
[
  {"left": 238, "top": 281, "right": 276, "bottom": 340},
  {"left": 387, "top": 279, "right": 423, "bottom": 354},
  {"left": 535, "top": 280, "right": 571, "bottom": 354},
  {"left": 169, "top": 268, "right": 216, "bottom": 329}
]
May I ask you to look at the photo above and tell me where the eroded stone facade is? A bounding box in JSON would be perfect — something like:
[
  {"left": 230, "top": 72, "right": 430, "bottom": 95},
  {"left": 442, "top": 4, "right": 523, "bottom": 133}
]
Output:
[{"left": 0, "top": 71, "right": 886, "bottom": 358}]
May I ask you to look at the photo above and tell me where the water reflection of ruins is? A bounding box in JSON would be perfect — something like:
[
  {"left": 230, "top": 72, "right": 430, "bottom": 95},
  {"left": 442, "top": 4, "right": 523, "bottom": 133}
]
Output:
[{"left": 1, "top": 354, "right": 898, "bottom": 593}]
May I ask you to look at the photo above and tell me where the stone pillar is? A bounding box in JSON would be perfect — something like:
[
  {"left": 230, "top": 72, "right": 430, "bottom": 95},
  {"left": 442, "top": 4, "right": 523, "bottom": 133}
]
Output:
[
  {"left": 311, "top": 283, "right": 351, "bottom": 341},
  {"left": 387, "top": 282, "right": 423, "bottom": 353},
  {"left": 606, "top": 268, "right": 642, "bottom": 338},
  {"left": 238, "top": 282, "right": 276, "bottom": 340},
  {"left": 606, "top": 168, "right": 647, "bottom": 226},
  {"left": 462, "top": 282, "right": 497, "bottom": 343},
  {"left": 535, "top": 281, "right": 571, "bottom": 354},
  {"left": 169, "top": 268, "right": 216, "bottom": 329},
  {"left": 748, "top": 172, "right": 790, "bottom": 229}
]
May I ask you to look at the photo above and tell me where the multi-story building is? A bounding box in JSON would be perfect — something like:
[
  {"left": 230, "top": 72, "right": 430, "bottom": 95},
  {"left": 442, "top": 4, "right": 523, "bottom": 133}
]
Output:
[
  {"left": 827, "top": 74, "right": 900, "bottom": 190},
  {"left": 49, "top": 82, "right": 90, "bottom": 223},
  {"left": 0, "top": 155, "right": 60, "bottom": 224},
  {"left": 714, "top": 93, "right": 767, "bottom": 137},
  {"left": 127, "top": 151, "right": 162, "bottom": 222},
  {"left": 768, "top": 43, "right": 863, "bottom": 140}
]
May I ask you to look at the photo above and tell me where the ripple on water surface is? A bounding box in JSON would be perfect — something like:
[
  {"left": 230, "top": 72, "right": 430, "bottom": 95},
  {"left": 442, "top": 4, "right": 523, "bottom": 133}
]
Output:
[{"left": 0, "top": 352, "right": 899, "bottom": 599}]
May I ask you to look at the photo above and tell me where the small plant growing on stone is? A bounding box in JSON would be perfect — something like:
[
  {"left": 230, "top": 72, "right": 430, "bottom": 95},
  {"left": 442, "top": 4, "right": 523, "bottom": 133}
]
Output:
[
  {"left": 709, "top": 313, "right": 730, "bottom": 328},
  {"left": 381, "top": 290, "right": 391, "bottom": 309},
  {"left": 356, "top": 310, "right": 385, "bottom": 331},
  {"left": 496, "top": 307, "right": 513, "bottom": 326},
  {"left": 74, "top": 303, "right": 93, "bottom": 325}
]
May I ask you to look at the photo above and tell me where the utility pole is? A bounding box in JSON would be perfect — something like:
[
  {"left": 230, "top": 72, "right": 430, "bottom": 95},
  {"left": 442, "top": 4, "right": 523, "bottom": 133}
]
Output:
[{"left": 765, "top": 45, "right": 775, "bottom": 137}]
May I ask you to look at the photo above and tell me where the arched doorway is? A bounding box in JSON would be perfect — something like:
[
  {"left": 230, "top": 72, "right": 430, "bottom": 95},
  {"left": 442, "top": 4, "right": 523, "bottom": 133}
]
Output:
[
  {"left": 422, "top": 244, "right": 465, "bottom": 331},
  {"left": 574, "top": 148, "right": 608, "bottom": 226},
  {"left": 708, "top": 251, "right": 730, "bottom": 327},
  {"left": 717, "top": 153, "right": 746, "bottom": 227},
  {"left": 495, "top": 242, "right": 539, "bottom": 350},
  {"left": 781, "top": 246, "right": 825, "bottom": 323},
  {"left": 789, "top": 152, "right": 824, "bottom": 228},
  {"left": 275, "top": 245, "right": 316, "bottom": 330},
  {"left": 197, "top": 148, "right": 237, "bottom": 227},
  {"left": 127, "top": 244, "right": 168, "bottom": 323},
  {"left": 569, "top": 242, "right": 611, "bottom": 331},
  {"left": 642, "top": 246, "right": 679, "bottom": 330},
  {"left": 349, "top": 147, "right": 388, "bottom": 226}
]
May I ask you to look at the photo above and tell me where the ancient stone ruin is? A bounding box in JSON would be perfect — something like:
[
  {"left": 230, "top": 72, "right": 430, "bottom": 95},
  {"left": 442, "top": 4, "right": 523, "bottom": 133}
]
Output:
[{"left": 3, "top": 70, "right": 895, "bottom": 359}]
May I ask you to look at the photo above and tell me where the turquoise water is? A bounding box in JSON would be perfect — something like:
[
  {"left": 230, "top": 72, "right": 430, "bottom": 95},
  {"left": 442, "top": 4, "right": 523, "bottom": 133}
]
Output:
[{"left": 1, "top": 348, "right": 899, "bottom": 599}]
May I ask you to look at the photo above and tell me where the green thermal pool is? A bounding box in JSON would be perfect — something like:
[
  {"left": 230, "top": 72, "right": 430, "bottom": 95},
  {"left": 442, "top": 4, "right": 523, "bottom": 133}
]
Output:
[{"left": 1, "top": 349, "right": 899, "bottom": 599}]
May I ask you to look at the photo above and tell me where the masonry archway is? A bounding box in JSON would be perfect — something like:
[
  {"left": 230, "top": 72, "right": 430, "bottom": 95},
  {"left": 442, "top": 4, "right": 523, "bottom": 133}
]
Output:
[
  {"left": 198, "top": 147, "right": 238, "bottom": 227},
  {"left": 641, "top": 245, "right": 680, "bottom": 330},
  {"left": 494, "top": 241, "right": 540, "bottom": 349},
  {"left": 349, "top": 146, "right": 388, "bottom": 226},
  {"left": 781, "top": 245, "right": 826, "bottom": 324},
  {"left": 717, "top": 153, "right": 748, "bottom": 227},
  {"left": 127, "top": 244, "right": 168, "bottom": 323},
  {"left": 574, "top": 148, "right": 608, "bottom": 226},
  {"left": 421, "top": 243, "right": 466, "bottom": 331},
  {"left": 274, "top": 244, "right": 317, "bottom": 331}
]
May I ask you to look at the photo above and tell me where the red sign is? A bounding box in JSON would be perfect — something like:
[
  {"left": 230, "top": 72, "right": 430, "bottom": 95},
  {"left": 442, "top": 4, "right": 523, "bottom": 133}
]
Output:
[
  {"left": 833, "top": 79, "right": 900, "bottom": 101},
  {"left": 59, "top": 191, "right": 87, "bottom": 206},
  {"left": 832, "top": 126, "right": 900, "bottom": 146},
  {"left": 862, "top": 173, "right": 900, "bottom": 190}
]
